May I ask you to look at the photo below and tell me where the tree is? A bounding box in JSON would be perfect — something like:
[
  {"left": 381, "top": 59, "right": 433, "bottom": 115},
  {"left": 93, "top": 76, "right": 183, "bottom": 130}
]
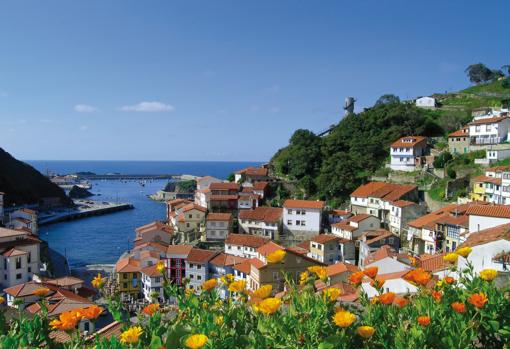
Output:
[
  {"left": 227, "top": 173, "right": 235, "bottom": 182},
  {"left": 374, "top": 94, "right": 400, "bottom": 106},
  {"left": 502, "top": 65, "right": 510, "bottom": 75},
  {"left": 491, "top": 69, "right": 505, "bottom": 81},
  {"left": 465, "top": 63, "right": 493, "bottom": 84},
  {"left": 433, "top": 152, "right": 453, "bottom": 169}
]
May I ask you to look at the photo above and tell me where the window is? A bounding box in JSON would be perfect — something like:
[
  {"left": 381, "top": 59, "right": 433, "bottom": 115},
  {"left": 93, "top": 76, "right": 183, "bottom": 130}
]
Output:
[
  {"left": 272, "top": 272, "right": 279, "bottom": 281},
  {"left": 28, "top": 267, "right": 31, "bottom": 273},
  {"left": 287, "top": 209, "right": 292, "bottom": 214},
  {"left": 197, "top": 265, "right": 202, "bottom": 270},
  {"left": 28, "top": 252, "right": 31, "bottom": 263},
  {"left": 301, "top": 221, "right": 306, "bottom": 226},
  {"left": 123, "top": 282, "right": 128, "bottom": 289},
  {"left": 475, "top": 125, "right": 481, "bottom": 132},
  {"left": 296, "top": 220, "right": 300, "bottom": 225},
  {"left": 16, "top": 273, "right": 21, "bottom": 280},
  {"left": 188, "top": 214, "right": 192, "bottom": 219},
  {"left": 287, "top": 220, "right": 292, "bottom": 225},
  {"left": 155, "top": 277, "right": 161, "bottom": 283},
  {"left": 301, "top": 210, "right": 306, "bottom": 215},
  {"left": 190, "top": 274, "right": 194, "bottom": 279},
  {"left": 197, "top": 275, "right": 202, "bottom": 280},
  {"left": 189, "top": 263, "right": 194, "bottom": 268},
  {"left": 15, "top": 258, "right": 21, "bottom": 269}
]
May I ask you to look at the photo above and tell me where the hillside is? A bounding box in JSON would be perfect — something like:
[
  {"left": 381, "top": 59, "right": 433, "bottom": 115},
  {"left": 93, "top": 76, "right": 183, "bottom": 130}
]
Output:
[{"left": 0, "top": 148, "right": 72, "bottom": 207}]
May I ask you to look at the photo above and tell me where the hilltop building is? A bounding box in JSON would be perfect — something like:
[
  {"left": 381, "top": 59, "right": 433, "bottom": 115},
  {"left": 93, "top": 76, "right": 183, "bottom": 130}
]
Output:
[
  {"left": 448, "top": 127, "right": 470, "bottom": 155},
  {"left": 389, "top": 136, "right": 428, "bottom": 172}
]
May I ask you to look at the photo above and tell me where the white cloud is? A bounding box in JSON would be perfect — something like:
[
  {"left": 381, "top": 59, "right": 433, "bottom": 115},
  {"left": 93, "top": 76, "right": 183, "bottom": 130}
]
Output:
[
  {"left": 119, "top": 101, "right": 175, "bottom": 113},
  {"left": 74, "top": 104, "right": 97, "bottom": 113}
]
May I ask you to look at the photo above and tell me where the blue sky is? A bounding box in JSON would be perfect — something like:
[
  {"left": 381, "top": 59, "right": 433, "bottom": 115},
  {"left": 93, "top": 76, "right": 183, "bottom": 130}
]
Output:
[{"left": 1, "top": 1, "right": 509, "bottom": 162}]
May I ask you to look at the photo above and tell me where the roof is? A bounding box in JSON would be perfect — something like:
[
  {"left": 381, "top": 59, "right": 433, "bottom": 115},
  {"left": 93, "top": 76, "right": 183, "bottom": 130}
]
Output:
[
  {"left": 460, "top": 222, "right": 510, "bottom": 248},
  {"left": 210, "top": 253, "right": 247, "bottom": 267},
  {"left": 326, "top": 262, "right": 360, "bottom": 277},
  {"left": 181, "top": 203, "right": 207, "bottom": 213},
  {"left": 235, "top": 167, "right": 268, "bottom": 176},
  {"left": 167, "top": 198, "right": 191, "bottom": 206},
  {"left": 207, "top": 213, "right": 232, "bottom": 221},
  {"left": 311, "top": 234, "right": 341, "bottom": 244},
  {"left": 391, "top": 136, "right": 427, "bottom": 148},
  {"left": 485, "top": 165, "right": 510, "bottom": 173},
  {"left": 362, "top": 229, "right": 398, "bottom": 245},
  {"left": 418, "top": 253, "right": 447, "bottom": 272},
  {"left": 256, "top": 241, "right": 284, "bottom": 256},
  {"left": 26, "top": 287, "right": 94, "bottom": 317},
  {"left": 140, "top": 264, "right": 160, "bottom": 277},
  {"left": 233, "top": 259, "right": 253, "bottom": 274},
  {"left": 187, "top": 248, "right": 218, "bottom": 264},
  {"left": 115, "top": 257, "right": 141, "bottom": 273},
  {"left": 3, "top": 248, "right": 28, "bottom": 257},
  {"left": 238, "top": 207, "right": 282, "bottom": 223},
  {"left": 469, "top": 116, "right": 509, "bottom": 125},
  {"left": 283, "top": 199, "right": 325, "bottom": 209},
  {"left": 209, "top": 182, "right": 240, "bottom": 191},
  {"left": 350, "top": 182, "right": 417, "bottom": 201},
  {"left": 166, "top": 244, "right": 194, "bottom": 256},
  {"left": 135, "top": 221, "right": 173, "bottom": 235},
  {"left": 465, "top": 204, "right": 510, "bottom": 219},
  {"left": 349, "top": 214, "right": 373, "bottom": 223},
  {"left": 448, "top": 127, "right": 469, "bottom": 138},
  {"left": 210, "top": 195, "right": 238, "bottom": 201},
  {"left": 391, "top": 200, "right": 416, "bottom": 208},
  {"left": 331, "top": 220, "right": 357, "bottom": 231},
  {"left": 472, "top": 175, "right": 502, "bottom": 185},
  {"left": 364, "top": 245, "right": 398, "bottom": 265},
  {"left": 329, "top": 209, "right": 351, "bottom": 216},
  {"left": 407, "top": 204, "right": 459, "bottom": 229},
  {"left": 4, "top": 281, "right": 56, "bottom": 297},
  {"left": 252, "top": 182, "right": 269, "bottom": 190},
  {"left": 0, "top": 227, "right": 28, "bottom": 238},
  {"left": 45, "top": 276, "right": 84, "bottom": 288},
  {"left": 225, "top": 234, "right": 269, "bottom": 248}
]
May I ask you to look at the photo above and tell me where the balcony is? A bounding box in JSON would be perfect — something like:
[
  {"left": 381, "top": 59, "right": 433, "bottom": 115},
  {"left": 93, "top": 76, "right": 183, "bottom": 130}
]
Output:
[{"left": 471, "top": 136, "right": 501, "bottom": 145}]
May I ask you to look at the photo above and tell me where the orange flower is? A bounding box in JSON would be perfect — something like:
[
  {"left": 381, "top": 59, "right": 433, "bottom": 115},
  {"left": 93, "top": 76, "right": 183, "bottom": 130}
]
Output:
[
  {"left": 431, "top": 291, "right": 442, "bottom": 302},
  {"left": 379, "top": 292, "right": 396, "bottom": 305},
  {"left": 333, "top": 310, "right": 356, "bottom": 328},
  {"left": 468, "top": 292, "right": 488, "bottom": 309},
  {"left": 370, "top": 277, "right": 385, "bottom": 289},
  {"left": 349, "top": 271, "right": 365, "bottom": 286},
  {"left": 307, "top": 266, "right": 327, "bottom": 281},
  {"left": 444, "top": 276, "right": 455, "bottom": 284},
  {"left": 50, "top": 310, "right": 82, "bottom": 331},
  {"left": 251, "top": 285, "right": 273, "bottom": 300},
  {"left": 363, "top": 266, "right": 378, "bottom": 279},
  {"left": 417, "top": 315, "right": 431, "bottom": 327},
  {"left": 202, "top": 279, "right": 218, "bottom": 292},
  {"left": 405, "top": 268, "right": 431, "bottom": 286},
  {"left": 81, "top": 305, "right": 103, "bottom": 320},
  {"left": 395, "top": 297, "right": 409, "bottom": 308},
  {"left": 142, "top": 303, "right": 160, "bottom": 316},
  {"left": 33, "top": 288, "right": 51, "bottom": 297},
  {"left": 357, "top": 325, "right": 375, "bottom": 339},
  {"left": 451, "top": 302, "right": 466, "bottom": 314}
]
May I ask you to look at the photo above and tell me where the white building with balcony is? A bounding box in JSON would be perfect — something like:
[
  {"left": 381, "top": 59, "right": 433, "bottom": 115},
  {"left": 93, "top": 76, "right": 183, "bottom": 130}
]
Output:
[
  {"left": 469, "top": 116, "right": 510, "bottom": 146},
  {"left": 389, "top": 136, "right": 427, "bottom": 172}
]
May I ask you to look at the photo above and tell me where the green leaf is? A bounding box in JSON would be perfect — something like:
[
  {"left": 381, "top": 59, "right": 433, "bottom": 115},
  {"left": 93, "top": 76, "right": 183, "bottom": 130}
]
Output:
[
  {"left": 150, "top": 334, "right": 163, "bottom": 349},
  {"left": 489, "top": 320, "right": 500, "bottom": 331},
  {"left": 318, "top": 335, "right": 341, "bottom": 349}
]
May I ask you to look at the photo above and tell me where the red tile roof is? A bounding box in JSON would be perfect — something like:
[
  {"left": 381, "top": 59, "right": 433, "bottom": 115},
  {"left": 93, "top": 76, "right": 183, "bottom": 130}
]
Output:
[
  {"left": 350, "top": 182, "right": 417, "bottom": 201},
  {"left": 391, "top": 200, "right": 416, "bottom": 208},
  {"left": 283, "top": 199, "right": 325, "bottom": 209},
  {"left": 256, "top": 241, "right": 284, "bottom": 256},
  {"left": 135, "top": 221, "right": 173, "bottom": 235},
  {"left": 210, "top": 195, "right": 238, "bottom": 201},
  {"left": 326, "top": 262, "right": 360, "bottom": 277},
  {"left": 448, "top": 127, "right": 469, "bottom": 138},
  {"left": 465, "top": 204, "right": 510, "bottom": 218},
  {"left": 330, "top": 209, "right": 351, "bottom": 216},
  {"left": 469, "top": 116, "right": 509, "bottom": 125},
  {"left": 233, "top": 259, "right": 254, "bottom": 274},
  {"left": 418, "top": 253, "right": 447, "bottom": 272},
  {"left": 166, "top": 244, "right": 194, "bottom": 256},
  {"left": 460, "top": 222, "right": 510, "bottom": 248},
  {"left": 238, "top": 207, "right": 282, "bottom": 223},
  {"left": 311, "top": 234, "right": 341, "bottom": 244},
  {"left": 115, "top": 257, "right": 141, "bottom": 273},
  {"left": 210, "top": 253, "right": 248, "bottom": 267},
  {"left": 140, "top": 264, "right": 160, "bottom": 277},
  {"left": 253, "top": 182, "right": 269, "bottom": 190},
  {"left": 391, "top": 136, "right": 427, "bottom": 148},
  {"left": 181, "top": 203, "right": 207, "bottom": 213},
  {"left": 362, "top": 229, "right": 398, "bottom": 245},
  {"left": 472, "top": 175, "right": 502, "bottom": 185},
  {"left": 236, "top": 167, "right": 268, "bottom": 176},
  {"left": 207, "top": 213, "right": 232, "bottom": 221},
  {"left": 209, "top": 182, "right": 240, "bottom": 191},
  {"left": 187, "top": 248, "right": 218, "bottom": 264},
  {"left": 225, "top": 234, "right": 269, "bottom": 248},
  {"left": 364, "top": 245, "right": 398, "bottom": 265}
]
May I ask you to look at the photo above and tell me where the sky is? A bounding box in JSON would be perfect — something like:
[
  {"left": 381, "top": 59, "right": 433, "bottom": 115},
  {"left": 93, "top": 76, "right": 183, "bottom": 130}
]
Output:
[{"left": 1, "top": 1, "right": 510, "bottom": 162}]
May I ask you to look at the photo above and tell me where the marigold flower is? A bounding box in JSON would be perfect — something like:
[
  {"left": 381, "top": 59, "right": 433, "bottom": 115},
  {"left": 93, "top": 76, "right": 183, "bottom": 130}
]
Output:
[
  {"left": 81, "top": 305, "right": 103, "bottom": 320},
  {"left": 91, "top": 273, "right": 105, "bottom": 289},
  {"left": 363, "top": 266, "right": 378, "bottom": 278},
  {"left": 333, "top": 310, "right": 356, "bottom": 328},
  {"left": 156, "top": 261, "right": 165, "bottom": 274},
  {"left": 444, "top": 276, "right": 455, "bottom": 284},
  {"left": 120, "top": 326, "right": 143, "bottom": 344},
  {"left": 417, "top": 316, "right": 431, "bottom": 327},
  {"left": 395, "top": 297, "right": 409, "bottom": 308},
  {"left": 455, "top": 247, "right": 472, "bottom": 258},
  {"left": 185, "top": 334, "right": 208, "bottom": 349},
  {"left": 214, "top": 315, "right": 224, "bottom": 326},
  {"left": 468, "top": 292, "right": 488, "bottom": 309},
  {"left": 220, "top": 274, "right": 235, "bottom": 285},
  {"left": 185, "top": 288, "right": 195, "bottom": 297},
  {"left": 349, "top": 271, "right": 365, "bottom": 286},
  {"left": 50, "top": 310, "right": 82, "bottom": 331},
  {"left": 379, "top": 292, "right": 396, "bottom": 305},
  {"left": 0, "top": 296, "right": 4, "bottom": 304},
  {"left": 142, "top": 303, "right": 159, "bottom": 316},
  {"left": 202, "top": 278, "right": 218, "bottom": 292},
  {"left": 370, "top": 277, "right": 385, "bottom": 289},
  {"left": 299, "top": 271, "right": 309, "bottom": 286},
  {"left": 443, "top": 253, "right": 458, "bottom": 264},
  {"left": 431, "top": 291, "right": 442, "bottom": 302},
  {"left": 357, "top": 325, "right": 375, "bottom": 339},
  {"left": 255, "top": 298, "right": 281, "bottom": 315},
  {"left": 266, "top": 249, "right": 286, "bottom": 263},
  {"left": 323, "top": 287, "right": 342, "bottom": 302},
  {"left": 370, "top": 296, "right": 379, "bottom": 305},
  {"left": 308, "top": 266, "right": 327, "bottom": 281},
  {"left": 479, "top": 269, "right": 497, "bottom": 281},
  {"left": 33, "top": 288, "right": 51, "bottom": 297},
  {"left": 405, "top": 268, "right": 431, "bottom": 286},
  {"left": 451, "top": 302, "right": 466, "bottom": 314},
  {"left": 251, "top": 285, "right": 272, "bottom": 300},
  {"left": 409, "top": 256, "right": 417, "bottom": 267},
  {"left": 228, "top": 280, "right": 246, "bottom": 293}
]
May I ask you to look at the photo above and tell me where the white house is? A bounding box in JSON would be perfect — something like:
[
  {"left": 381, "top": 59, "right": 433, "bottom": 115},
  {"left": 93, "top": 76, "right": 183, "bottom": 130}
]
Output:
[
  {"left": 466, "top": 204, "right": 510, "bottom": 236},
  {"left": 388, "top": 200, "right": 425, "bottom": 235},
  {"left": 238, "top": 207, "right": 282, "bottom": 240},
  {"left": 8, "top": 208, "right": 38, "bottom": 235},
  {"left": 237, "top": 194, "right": 259, "bottom": 210},
  {"left": 389, "top": 136, "right": 427, "bottom": 172},
  {"left": 361, "top": 270, "right": 418, "bottom": 298},
  {"left": 331, "top": 214, "right": 381, "bottom": 240},
  {"left": 469, "top": 116, "right": 510, "bottom": 146},
  {"left": 205, "top": 213, "right": 232, "bottom": 241},
  {"left": 282, "top": 199, "right": 325, "bottom": 242},
  {"left": 363, "top": 245, "right": 413, "bottom": 274},
  {"left": 185, "top": 248, "right": 218, "bottom": 293},
  {"left": 415, "top": 96, "right": 437, "bottom": 108},
  {"left": 141, "top": 264, "right": 164, "bottom": 302},
  {"left": 224, "top": 234, "right": 269, "bottom": 259}
]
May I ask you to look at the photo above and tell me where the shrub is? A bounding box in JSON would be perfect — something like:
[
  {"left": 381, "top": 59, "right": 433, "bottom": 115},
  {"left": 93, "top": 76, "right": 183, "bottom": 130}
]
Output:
[{"left": 447, "top": 167, "right": 457, "bottom": 179}]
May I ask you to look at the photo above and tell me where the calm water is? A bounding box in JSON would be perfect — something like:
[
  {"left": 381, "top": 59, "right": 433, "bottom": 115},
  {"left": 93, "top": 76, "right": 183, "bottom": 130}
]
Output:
[{"left": 26, "top": 161, "right": 261, "bottom": 268}]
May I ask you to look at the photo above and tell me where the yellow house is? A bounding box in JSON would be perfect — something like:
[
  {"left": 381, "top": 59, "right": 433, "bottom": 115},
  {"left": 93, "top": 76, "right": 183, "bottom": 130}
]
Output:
[
  {"left": 173, "top": 204, "right": 207, "bottom": 242},
  {"left": 115, "top": 256, "right": 141, "bottom": 298},
  {"left": 470, "top": 175, "right": 499, "bottom": 202}
]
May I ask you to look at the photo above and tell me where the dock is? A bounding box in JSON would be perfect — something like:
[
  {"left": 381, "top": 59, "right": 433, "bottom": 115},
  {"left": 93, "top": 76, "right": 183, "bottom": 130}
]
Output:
[
  {"left": 39, "top": 200, "right": 134, "bottom": 226},
  {"left": 74, "top": 173, "right": 198, "bottom": 181}
]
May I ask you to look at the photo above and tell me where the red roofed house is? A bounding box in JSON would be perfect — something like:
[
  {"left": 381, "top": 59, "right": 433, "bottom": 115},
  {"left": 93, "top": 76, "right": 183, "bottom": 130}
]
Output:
[
  {"left": 282, "top": 199, "right": 325, "bottom": 243},
  {"left": 363, "top": 245, "right": 413, "bottom": 274},
  {"left": 224, "top": 234, "right": 269, "bottom": 259},
  {"left": 168, "top": 203, "right": 207, "bottom": 242},
  {"left": 238, "top": 207, "right": 282, "bottom": 240},
  {"left": 326, "top": 262, "right": 360, "bottom": 284},
  {"left": 468, "top": 115, "right": 510, "bottom": 146},
  {"left": 141, "top": 263, "right": 165, "bottom": 302},
  {"left": 7, "top": 208, "right": 38, "bottom": 235},
  {"left": 209, "top": 252, "right": 248, "bottom": 298},
  {"left": 208, "top": 182, "right": 240, "bottom": 213},
  {"left": 466, "top": 204, "right": 510, "bottom": 237},
  {"left": 470, "top": 166, "right": 510, "bottom": 205},
  {"left": 134, "top": 221, "right": 174, "bottom": 246},
  {"left": 115, "top": 256, "right": 141, "bottom": 299},
  {"left": 328, "top": 209, "right": 352, "bottom": 224},
  {"left": 307, "top": 234, "right": 345, "bottom": 265},
  {"left": 448, "top": 127, "right": 469, "bottom": 155},
  {"left": 234, "top": 167, "right": 269, "bottom": 184},
  {"left": 331, "top": 214, "right": 381, "bottom": 241},
  {"left": 185, "top": 248, "right": 219, "bottom": 292},
  {"left": 164, "top": 244, "right": 194, "bottom": 286},
  {"left": 205, "top": 213, "right": 233, "bottom": 241},
  {"left": 390, "top": 136, "right": 427, "bottom": 172},
  {"left": 358, "top": 229, "right": 400, "bottom": 268}
]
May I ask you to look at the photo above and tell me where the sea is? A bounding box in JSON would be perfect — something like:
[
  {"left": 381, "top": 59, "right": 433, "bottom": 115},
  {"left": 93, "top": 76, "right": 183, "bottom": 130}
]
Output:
[{"left": 26, "top": 160, "right": 262, "bottom": 269}]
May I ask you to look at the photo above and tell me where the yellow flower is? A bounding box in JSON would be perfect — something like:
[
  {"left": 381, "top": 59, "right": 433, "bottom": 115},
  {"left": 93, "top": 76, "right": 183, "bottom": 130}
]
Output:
[
  {"left": 479, "top": 269, "right": 497, "bottom": 281},
  {"left": 156, "top": 261, "right": 165, "bottom": 274},
  {"left": 220, "top": 274, "right": 235, "bottom": 285},
  {"left": 251, "top": 285, "right": 272, "bottom": 299},
  {"left": 120, "top": 326, "right": 143, "bottom": 344},
  {"left": 255, "top": 297, "right": 281, "bottom": 315},
  {"left": 202, "top": 278, "right": 218, "bottom": 292},
  {"left": 228, "top": 280, "right": 246, "bottom": 293},
  {"left": 357, "top": 326, "right": 375, "bottom": 339},
  {"left": 455, "top": 247, "right": 472, "bottom": 258},
  {"left": 308, "top": 266, "right": 328, "bottom": 281},
  {"left": 214, "top": 315, "right": 224, "bottom": 326},
  {"left": 266, "top": 249, "right": 286, "bottom": 263},
  {"left": 33, "top": 288, "right": 51, "bottom": 297},
  {"left": 443, "top": 253, "right": 458, "bottom": 264},
  {"left": 185, "top": 288, "right": 195, "bottom": 297},
  {"left": 333, "top": 310, "right": 356, "bottom": 328},
  {"left": 299, "top": 271, "right": 309, "bottom": 286},
  {"left": 0, "top": 296, "right": 4, "bottom": 304},
  {"left": 323, "top": 287, "right": 342, "bottom": 302},
  {"left": 91, "top": 273, "right": 105, "bottom": 289},
  {"left": 185, "top": 334, "right": 208, "bottom": 349}
]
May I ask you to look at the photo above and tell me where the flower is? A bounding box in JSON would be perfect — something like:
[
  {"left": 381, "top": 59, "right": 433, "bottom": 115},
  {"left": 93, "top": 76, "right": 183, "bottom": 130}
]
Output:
[
  {"left": 255, "top": 298, "right": 281, "bottom": 315},
  {"left": 120, "top": 326, "right": 143, "bottom": 344},
  {"left": 395, "top": 297, "right": 409, "bottom": 308},
  {"left": 92, "top": 273, "right": 105, "bottom": 289},
  {"left": 455, "top": 247, "right": 472, "bottom": 258},
  {"left": 349, "top": 271, "right": 365, "bottom": 286},
  {"left": 251, "top": 285, "right": 272, "bottom": 300},
  {"left": 444, "top": 276, "right": 455, "bottom": 284},
  {"left": 266, "top": 250, "right": 286, "bottom": 263},
  {"left": 299, "top": 271, "right": 309, "bottom": 286},
  {"left": 142, "top": 303, "right": 160, "bottom": 316},
  {"left": 220, "top": 274, "right": 235, "bottom": 285},
  {"left": 370, "top": 296, "right": 379, "bottom": 305},
  {"left": 468, "top": 292, "right": 488, "bottom": 309},
  {"left": 50, "top": 311, "right": 82, "bottom": 331},
  {"left": 228, "top": 280, "right": 246, "bottom": 293},
  {"left": 431, "top": 291, "right": 442, "bottom": 302},
  {"left": 357, "top": 326, "right": 375, "bottom": 339},
  {"left": 0, "top": 296, "right": 4, "bottom": 304},
  {"left": 333, "top": 310, "right": 356, "bottom": 328},
  {"left": 214, "top": 315, "right": 224, "bottom": 326},
  {"left": 185, "top": 334, "right": 208, "bottom": 349},
  {"left": 443, "top": 253, "right": 458, "bottom": 264},
  {"left": 156, "top": 261, "right": 165, "bottom": 274},
  {"left": 379, "top": 292, "right": 396, "bottom": 305},
  {"left": 33, "top": 288, "right": 51, "bottom": 297},
  {"left": 479, "top": 269, "right": 497, "bottom": 281},
  {"left": 451, "top": 302, "right": 466, "bottom": 314},
  {"left": 363, "top": 266, "right": 378, "bottom": 278},
  {"left": 323, "top": 287, "right": 341, "bottom": 302},
  {"left": 202, "top": 279, "right": 218, "bottom": 292},
  {"left": 81, "top": 305, "right": 103, "bottom": 320},
  {"left": 417, "top": 316, "right": 431, "bottom": 327},
  {"left": 308, "top": 266, "right": 327, "bottom": 281},
  {"left": 404, "top": 268, "right": 431, "bottom": 286},
  {"left": 370, "top": 277, "right": 385, "bottom": 289}
]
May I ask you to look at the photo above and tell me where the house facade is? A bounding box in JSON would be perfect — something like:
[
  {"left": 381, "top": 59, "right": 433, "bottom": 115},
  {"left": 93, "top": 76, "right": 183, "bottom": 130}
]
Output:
[
  {"left": 307, "top": 234, "right": 343, "bottom": 264},
  {"left": 415, "top": 96, "right": 436, "bottom": 108},
  {"left": 282, "top": 199, "right": 325, "bottom": 243},
  {"left": 205, "top": 213, "right": 233, "bottom": 241},
  {"left": 185, "top": 248, "right": 218, "bottom": 292},
  {"left": 224, "top": 234, "right": 269, "bottom": 259},
  {"left": 468, "top": 116, "right": 510, "bottom": 146},
  {"left": 238, "top": 207, "right": 282, "bottom": 240},
  {"left": 331, "top": 214, "right": 381, "bottom": 241},
  {"left": 448, "top": 127, "right": 470, "bottom": 155},
  {"left": 389, "top": 136, "right": 427, "bottom": 172}
]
